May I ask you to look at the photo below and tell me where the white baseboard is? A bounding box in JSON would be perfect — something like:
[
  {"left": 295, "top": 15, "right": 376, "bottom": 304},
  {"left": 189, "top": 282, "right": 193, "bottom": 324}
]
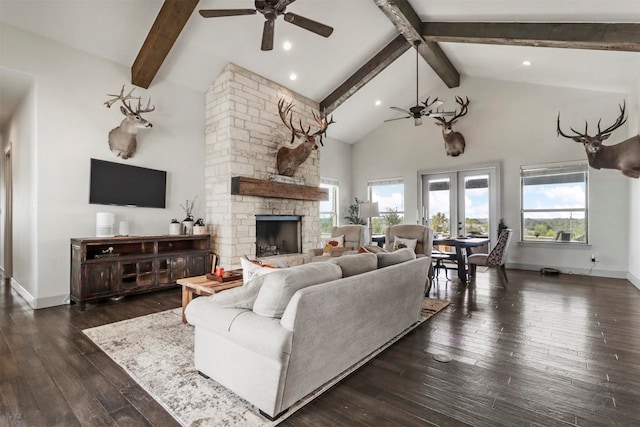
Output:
[
  {"left": 10, "top": 279, "right": 70, "bottom": 309},
  {"left": 10, "top": 278, "right": 35, "bottom": 307},
  {"left": 507, "top": 263, "right": 628, "bottom": 279},
  {"left": 628, "top": 271, "right": 640, "bottom": 291}
]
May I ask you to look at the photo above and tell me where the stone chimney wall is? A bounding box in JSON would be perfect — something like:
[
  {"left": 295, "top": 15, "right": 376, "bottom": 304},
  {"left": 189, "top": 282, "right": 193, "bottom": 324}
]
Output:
[{"left": 204, "top": 63, "right": 322, "bottom": 267}]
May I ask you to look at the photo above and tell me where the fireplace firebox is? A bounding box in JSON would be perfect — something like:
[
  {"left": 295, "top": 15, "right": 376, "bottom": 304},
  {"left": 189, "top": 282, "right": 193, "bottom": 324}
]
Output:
[{"left": 255, "top": 215, "right": 302, "bottom": 258}]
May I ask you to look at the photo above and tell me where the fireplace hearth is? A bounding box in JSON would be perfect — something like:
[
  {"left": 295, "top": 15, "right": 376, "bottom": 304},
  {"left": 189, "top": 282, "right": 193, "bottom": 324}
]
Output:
[{"left": 255, "top": 215, "right": 302, "bottom": 258}]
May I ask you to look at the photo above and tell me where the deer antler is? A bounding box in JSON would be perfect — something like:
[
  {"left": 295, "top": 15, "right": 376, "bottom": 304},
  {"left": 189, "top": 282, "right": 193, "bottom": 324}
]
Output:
[
  {"left": 277, "top": 97, "right": 334, "bottom": 146},
  {"left": 597, "top": 101, "right": 627, "bottom": 138},
  {"left": 451, "top": 96, "right": 470, "bottom": 122},
  {"left": 104, "top": 85, "right": 155, "bottom": 115},
  {"left": 557, "top": 101, "right": 627, "bottom": 142},
  {"left": 422, "top": 97, "right": 441, "bottom": 111},
  {"left": 310, "top": 110, "right": 335, "bottom": 147}
]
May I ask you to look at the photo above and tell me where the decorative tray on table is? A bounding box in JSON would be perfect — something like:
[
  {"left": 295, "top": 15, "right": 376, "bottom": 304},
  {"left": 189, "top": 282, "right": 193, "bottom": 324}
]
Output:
[{"left": 206, "top": 269, "right": 243, "bottom": 282}]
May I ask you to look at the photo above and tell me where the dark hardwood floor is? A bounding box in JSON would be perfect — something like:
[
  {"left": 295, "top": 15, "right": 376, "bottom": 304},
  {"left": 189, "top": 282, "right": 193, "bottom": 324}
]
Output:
[{"left": 1, "top": 268, "right": 639, "bottom": 426}]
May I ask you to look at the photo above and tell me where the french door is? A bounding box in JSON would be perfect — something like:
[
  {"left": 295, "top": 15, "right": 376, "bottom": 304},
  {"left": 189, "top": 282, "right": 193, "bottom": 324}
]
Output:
[{"left": 421, "top": 165, "right": 500, "bottom": 243}]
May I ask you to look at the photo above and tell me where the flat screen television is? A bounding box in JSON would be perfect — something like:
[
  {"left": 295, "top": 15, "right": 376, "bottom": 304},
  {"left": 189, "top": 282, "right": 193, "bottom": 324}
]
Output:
[{"left": 89, "top": 158, "right": 167, "bottom": 208}]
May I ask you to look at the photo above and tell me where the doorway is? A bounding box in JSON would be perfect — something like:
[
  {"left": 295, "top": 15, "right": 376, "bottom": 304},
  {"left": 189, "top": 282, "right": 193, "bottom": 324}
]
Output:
[{"left": 420, "top": 164, "right": 500, "bottom": 244}]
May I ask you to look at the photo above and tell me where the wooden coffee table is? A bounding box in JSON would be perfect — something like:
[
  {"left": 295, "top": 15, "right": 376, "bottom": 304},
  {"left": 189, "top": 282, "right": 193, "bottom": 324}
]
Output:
[{"left": 177, "top": 275, "right": 244, "bottom": 323}]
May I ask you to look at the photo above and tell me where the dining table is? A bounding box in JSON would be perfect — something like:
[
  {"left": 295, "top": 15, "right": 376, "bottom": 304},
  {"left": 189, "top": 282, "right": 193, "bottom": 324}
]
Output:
[{"left": 432, "top": 236, "right": 491, "bottom": 282}]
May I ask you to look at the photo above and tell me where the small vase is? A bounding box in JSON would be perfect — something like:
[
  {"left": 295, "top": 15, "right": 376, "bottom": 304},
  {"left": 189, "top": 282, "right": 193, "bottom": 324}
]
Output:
[
  {"left": 193, "top": 225, "right": 206, "bottom": 235},
  {"left": 169, "top": 223, "right": 181, "bottom": 235},
  {"left": 182, "top": 220, "right": 194, "bottom": 235}
]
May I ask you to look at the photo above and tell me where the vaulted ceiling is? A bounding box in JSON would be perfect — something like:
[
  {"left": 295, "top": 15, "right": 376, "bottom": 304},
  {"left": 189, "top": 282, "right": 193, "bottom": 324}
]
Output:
[{"left": 1, "top": 0, "right": 639, "bottom": 142}]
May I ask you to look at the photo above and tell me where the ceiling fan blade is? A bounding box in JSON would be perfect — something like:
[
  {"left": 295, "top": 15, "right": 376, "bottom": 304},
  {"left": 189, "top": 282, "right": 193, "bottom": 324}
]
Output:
[
  {"left": 390, "top": 106, "right": 411, "bottom": 115},
  {"left": 384, "top": 116, "right": 411, "bottom": 123},
  {"left": 283, "top": 12, "right": 333, "bottom": 37},
  {"left": 199, "top": 9, "right": 257, "bottom": 18},
  {"left": 261, "top": 19, "right": 275, "bottom": 51},
  {"left": 426, "top": 111, "right": 456, "bottom": 118}
]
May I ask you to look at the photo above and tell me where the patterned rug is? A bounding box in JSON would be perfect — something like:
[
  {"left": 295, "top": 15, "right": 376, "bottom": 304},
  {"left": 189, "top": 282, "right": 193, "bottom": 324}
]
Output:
[{"left": 83, "top": 298, "right": 449, "bottom": 426}]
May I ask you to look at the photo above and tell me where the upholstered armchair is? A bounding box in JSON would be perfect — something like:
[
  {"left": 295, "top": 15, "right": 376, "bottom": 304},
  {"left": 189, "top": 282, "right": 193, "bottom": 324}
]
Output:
[
  {"left": 384, "top": 224, "right": 434, "bottom": 257},
  {"left": 384, "top": 224, "right": 434, "bottom": 295},
  {"left": 309, "top": 225, "right": 369, "bottom": 258},
  {"left": 467, "top": 228, "right": 513, "bottom": 284}
]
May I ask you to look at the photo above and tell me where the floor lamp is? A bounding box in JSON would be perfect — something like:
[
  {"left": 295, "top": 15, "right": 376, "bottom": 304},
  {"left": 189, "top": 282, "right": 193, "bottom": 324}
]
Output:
[{"left": 359, "top": 202, "right": 379, "bottom": 243}]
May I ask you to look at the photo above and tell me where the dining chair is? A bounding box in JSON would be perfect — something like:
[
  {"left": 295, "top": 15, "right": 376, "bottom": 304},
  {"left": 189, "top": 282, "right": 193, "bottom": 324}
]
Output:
[{"left": 467, "top": 229, "right": 513, "bottom": 284}]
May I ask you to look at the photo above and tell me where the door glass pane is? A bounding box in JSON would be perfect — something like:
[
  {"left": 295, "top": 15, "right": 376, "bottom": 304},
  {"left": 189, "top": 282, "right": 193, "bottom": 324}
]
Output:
[
  {"left": 428, "top": 178, "right": 451, "bottom": 236},
  {"left": 464, "top": 174, "right": 489, "bottom": 237}
]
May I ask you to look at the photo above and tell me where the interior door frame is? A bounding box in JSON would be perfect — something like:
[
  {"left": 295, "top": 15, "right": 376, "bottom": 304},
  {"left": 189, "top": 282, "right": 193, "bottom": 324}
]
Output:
[
  {"left": 3, "top": 143, "right": 12, "bottom": 280},
  {"left": 418, "top": 161, "right": 502, "bottom": 243}
]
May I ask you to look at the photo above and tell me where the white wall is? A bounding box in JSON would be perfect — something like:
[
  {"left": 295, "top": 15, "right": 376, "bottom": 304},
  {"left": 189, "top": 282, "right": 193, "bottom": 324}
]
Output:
[
  {"left": 1, "top": 82, "right": 37, "bottom": 299},
  {"left": 628, "top": 77, "right": 640, "bottom": 289},
  {"left": 0, "top": 24, "right": 206, "bottom": 307},
  {"left": 319, "top": 136, "right": 352, "bottom": 225},
  {"left": 353, "top": 76, "right": 630, "bottom": 277}
]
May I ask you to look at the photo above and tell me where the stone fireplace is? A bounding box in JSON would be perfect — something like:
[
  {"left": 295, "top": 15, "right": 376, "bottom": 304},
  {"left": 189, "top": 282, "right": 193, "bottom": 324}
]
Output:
[{"left": 204, "top": 63, "right": 322, "bottom": 267}]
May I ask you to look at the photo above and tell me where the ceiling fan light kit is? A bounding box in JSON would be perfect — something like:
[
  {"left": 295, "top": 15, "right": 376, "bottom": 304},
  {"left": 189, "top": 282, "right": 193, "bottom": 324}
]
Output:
[{"left": 199, "top": 0, "right": 333, "bottom": 51}]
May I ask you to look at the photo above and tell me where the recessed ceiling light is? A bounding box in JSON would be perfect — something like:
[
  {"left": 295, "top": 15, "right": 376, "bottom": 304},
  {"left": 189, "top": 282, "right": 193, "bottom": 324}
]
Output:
[
  {"left": 283, "top": 41, "right": 292, "bottom": 51},
  {"left": 375, "top": 100, "right": 382, "bottom": 106},
  {"left": 289, "top": 73, "right": 297, "bottom": 81},
  {"left": 522, "top": 60, "right": 532, "bottom": 66}
]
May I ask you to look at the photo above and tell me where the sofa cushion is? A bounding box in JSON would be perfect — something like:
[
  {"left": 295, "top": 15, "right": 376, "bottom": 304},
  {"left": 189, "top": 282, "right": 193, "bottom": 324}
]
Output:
[
  {"left": 253, "top": 262, "right": 342, "bottom": 318},
  {"left": 376, "top": 247, "right": 416, "bottom": 268},
  {"left": 209, "top": 274, "right": 267, "bottom": 309},
  {"left": 329, "top": 252, "right": 377, "bottom": 277}
]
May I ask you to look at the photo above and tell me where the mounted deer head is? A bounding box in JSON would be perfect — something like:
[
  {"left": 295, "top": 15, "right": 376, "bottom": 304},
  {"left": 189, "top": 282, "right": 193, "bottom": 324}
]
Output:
[
  {"left": 104, "top": 85, "right": 155, "bottom": 159},
  {"left": 557, "top": 101, "right": 640, "bottom": 178},
  {"left": 433, "top": 96, "right": 470, "bottom": 157},
  {"left": 276, "top": 98, "right": 335, "bottom": 177}
]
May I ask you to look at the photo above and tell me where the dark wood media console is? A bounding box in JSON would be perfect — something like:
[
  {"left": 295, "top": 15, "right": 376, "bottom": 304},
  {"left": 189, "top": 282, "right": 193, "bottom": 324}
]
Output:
[{"left": 70, "top": 235, "right": 211, "bottom": 310}]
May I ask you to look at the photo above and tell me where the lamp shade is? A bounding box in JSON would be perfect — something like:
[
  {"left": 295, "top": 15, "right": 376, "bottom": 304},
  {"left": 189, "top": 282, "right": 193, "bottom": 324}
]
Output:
[{"left": 359, "top": 202, "right": 379, "bottom": 218}]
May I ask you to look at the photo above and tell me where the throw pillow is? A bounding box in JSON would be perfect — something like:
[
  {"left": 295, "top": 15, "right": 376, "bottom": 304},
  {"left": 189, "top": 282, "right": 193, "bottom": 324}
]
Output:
[
  {"left": 329, "top": 234, "right": 344, "bottom": 247},
  {"left": 253, "top": 262, "right": 342, "bottom": 318},
  {"left": 376, "top": 247, "right": 416, "bottom": 268},
  {"left": 240, "top": 256, "right": 277, "bottom": 285},
  {"left": 393, "top": 236, "right": 417, "bottom": 251},
  {"left": 329, "top": 252, "right": 377, "bottom": 277},
  {"left": 209, "top": 275, "right": 267, "bottom": 309}
]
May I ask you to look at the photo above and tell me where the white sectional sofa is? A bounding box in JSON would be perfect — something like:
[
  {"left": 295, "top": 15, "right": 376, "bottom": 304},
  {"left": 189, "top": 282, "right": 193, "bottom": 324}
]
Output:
[{"left": 185, "top": 249, "right": 430, "bottom": 419}]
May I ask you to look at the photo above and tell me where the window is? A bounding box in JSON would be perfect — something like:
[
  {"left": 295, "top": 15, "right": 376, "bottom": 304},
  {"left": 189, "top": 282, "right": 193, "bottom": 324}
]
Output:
[
  {"left": 368, "top": 178, "right": 404, "bottom": 234},
  {"left": 521, "top": 161, "right": 588, "bottom": 243},
  {"left": 319, "top": 178, "right": 339, "bottom": 238}
]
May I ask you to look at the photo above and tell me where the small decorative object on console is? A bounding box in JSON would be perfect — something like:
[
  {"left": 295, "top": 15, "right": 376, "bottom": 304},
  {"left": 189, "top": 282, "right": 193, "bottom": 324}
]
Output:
[
  {"left": 169, "top": 219, "right": 181, "bottom": 235},
  {"left": 193, "top": 218, "right": 206, "bottom": 234}
]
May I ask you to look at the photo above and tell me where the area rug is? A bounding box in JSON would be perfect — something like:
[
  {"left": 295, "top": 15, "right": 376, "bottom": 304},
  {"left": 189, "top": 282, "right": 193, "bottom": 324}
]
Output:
[{"left": 83, "top": 298, "right": 449, "bottom": 426}]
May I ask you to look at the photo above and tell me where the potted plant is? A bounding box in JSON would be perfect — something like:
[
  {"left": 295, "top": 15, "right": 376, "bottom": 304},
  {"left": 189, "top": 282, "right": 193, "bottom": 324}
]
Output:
[
  {"left": 344, "top": 197, "right": 366, "bottom": 225},
  {"left": 169, "top": 218, "right": 181, "bottom": 235},
  {"left": 180, "top": 197, "right": 197, "bottom": 235},
  {"left": 193, "top": 218, "right": 206, "bottom": 235}
]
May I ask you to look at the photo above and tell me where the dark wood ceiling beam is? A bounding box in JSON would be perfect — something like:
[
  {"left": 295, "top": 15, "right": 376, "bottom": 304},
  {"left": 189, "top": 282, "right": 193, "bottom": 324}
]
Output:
[
  {"left": 131, "top": 0, "right": 200, "bottom": 89},
  {"left": 421, "top": 22, "right": 640, "bottom": 52},
  {"left": 372, "top": 0, "right": 460, "bottom": 88},
  {"left": 320, "top": 35, "right": 410, "bottom": 114}
]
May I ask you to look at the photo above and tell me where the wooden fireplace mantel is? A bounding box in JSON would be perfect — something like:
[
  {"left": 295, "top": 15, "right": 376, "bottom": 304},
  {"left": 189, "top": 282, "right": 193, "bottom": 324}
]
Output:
[{"left": 231, "top": 176, "right": 329, "bottom": 201}]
